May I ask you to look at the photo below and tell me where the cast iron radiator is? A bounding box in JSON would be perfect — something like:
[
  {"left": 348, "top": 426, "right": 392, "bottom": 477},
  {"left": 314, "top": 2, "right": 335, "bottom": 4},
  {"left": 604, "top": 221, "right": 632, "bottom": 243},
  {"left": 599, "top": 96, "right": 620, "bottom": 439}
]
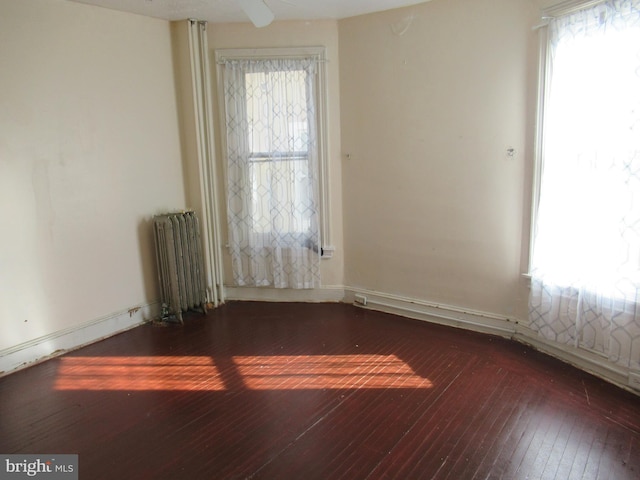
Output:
[{"left": 153, "top": 211, "right": 207, "bottom": 323}]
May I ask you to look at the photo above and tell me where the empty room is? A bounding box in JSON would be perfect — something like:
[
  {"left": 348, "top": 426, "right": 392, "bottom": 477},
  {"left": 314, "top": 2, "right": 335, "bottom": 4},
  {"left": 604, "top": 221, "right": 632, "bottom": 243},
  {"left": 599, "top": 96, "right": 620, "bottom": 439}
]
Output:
[{"left": 1, "top": 0, "right": 639, "bottom": 478}]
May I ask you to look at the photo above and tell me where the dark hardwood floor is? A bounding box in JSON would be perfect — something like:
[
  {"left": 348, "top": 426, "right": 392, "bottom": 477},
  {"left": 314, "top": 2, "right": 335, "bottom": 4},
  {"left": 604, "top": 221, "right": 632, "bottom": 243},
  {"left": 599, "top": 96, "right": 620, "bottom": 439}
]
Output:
[{"left": 1, "top": 302, "right": 639, "bottom": 479}]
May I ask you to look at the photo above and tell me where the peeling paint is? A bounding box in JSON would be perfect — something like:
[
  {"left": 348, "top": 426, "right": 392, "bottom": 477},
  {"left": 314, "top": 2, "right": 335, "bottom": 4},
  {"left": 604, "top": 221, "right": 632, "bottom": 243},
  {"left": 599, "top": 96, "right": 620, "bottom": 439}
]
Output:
[{"left": 128, "top": 307, "right": 141, "bottom": 318}]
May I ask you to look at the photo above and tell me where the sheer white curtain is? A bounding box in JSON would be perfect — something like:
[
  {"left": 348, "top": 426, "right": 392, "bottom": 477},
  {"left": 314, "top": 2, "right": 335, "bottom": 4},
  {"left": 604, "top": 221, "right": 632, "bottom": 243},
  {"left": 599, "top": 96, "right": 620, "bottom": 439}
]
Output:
[
  {"left": 221, "top": 58, "right": 321, "bottom": 289},
  {"left": 529, "top": 0, "right": 640, "bottom": 369}
]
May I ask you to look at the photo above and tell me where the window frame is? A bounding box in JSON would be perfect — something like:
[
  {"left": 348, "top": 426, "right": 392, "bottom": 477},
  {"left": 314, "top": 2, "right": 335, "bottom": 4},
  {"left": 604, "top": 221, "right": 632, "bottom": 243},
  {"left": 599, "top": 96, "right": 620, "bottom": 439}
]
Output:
[
  {"left": 528, "top": 0, "right": 609, "bottom": 277},
  {"left": 215, "top": 46, "right": 334, "bottom": 259}
]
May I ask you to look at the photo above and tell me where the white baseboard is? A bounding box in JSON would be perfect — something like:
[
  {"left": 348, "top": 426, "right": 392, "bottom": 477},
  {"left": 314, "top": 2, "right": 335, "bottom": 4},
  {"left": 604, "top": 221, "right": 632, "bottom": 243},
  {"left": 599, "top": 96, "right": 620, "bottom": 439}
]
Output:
[
  {"left": 343, "top": 286, "right": 638, "bottom": 395},
  {"left": 225, "top": 285, "right": 345, "bottom": 303},
  {"left": 344, "top": 287, "right": 517, "bottom": 338},
  {"left": 0, "top": 302, "right": 160, "bottom": 377},
  {"left": 2, "top": 287, "right": 637, "bottom": 395},
  {"left": 514, "top": 324, "right": 633, "bottom": 393}
]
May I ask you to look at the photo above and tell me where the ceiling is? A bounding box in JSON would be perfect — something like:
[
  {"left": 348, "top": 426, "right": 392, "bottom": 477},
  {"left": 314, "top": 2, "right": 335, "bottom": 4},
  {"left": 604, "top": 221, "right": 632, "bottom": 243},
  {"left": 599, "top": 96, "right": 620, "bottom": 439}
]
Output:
[{"left": 69, "top": 0, "right": 431, "bottom": 24}]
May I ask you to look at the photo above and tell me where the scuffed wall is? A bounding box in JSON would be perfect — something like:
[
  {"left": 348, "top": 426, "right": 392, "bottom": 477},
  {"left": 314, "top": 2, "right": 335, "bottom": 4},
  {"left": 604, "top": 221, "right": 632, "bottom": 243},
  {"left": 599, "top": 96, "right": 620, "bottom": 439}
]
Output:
[{"left": 0, "top": 0, "right": 186, "bottom": 351}]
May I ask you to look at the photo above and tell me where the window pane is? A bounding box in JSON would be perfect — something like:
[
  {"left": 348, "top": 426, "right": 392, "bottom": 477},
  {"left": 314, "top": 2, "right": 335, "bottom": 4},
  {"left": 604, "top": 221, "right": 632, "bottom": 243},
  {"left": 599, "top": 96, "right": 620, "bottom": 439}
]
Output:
[
  {"left": 249, "top": 157, "right": 312, "bottom": 236},
  {"left": 245, "top": 70, "right": 309, "bottom": 155},
  {"left": 533, "top": 12, "right": 640, "bottom": 290}
]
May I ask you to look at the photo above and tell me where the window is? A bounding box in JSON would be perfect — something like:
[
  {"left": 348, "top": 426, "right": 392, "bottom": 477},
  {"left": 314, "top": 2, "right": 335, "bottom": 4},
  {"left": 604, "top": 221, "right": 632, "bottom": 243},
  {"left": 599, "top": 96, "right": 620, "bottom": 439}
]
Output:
[
  {"left": 216, "top": 47, "right": 330, "bottom": 289},
  {"left": 244, "top": 66, "right": 314, "bottom": 238},
  {"left": 529, "top": 0, "right": 640, "bottom": 369}
]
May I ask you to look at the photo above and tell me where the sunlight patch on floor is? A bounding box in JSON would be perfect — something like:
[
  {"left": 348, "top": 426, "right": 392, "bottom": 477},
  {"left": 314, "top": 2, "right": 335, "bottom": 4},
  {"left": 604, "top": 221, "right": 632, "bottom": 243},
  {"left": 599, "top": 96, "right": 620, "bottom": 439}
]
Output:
[
  {"left": 55, "top": 356, "right": 225, "bottom": 391},
  {"left": 233, "top": 354, "right": 433, "bottom": 390},
  {"left": 55, "top": 354, "right": 432, "bottom": 391}
]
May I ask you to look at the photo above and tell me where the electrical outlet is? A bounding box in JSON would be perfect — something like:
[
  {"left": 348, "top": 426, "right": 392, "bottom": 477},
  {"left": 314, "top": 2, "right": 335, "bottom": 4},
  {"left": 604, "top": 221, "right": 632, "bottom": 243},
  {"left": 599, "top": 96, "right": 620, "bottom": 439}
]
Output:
[
  {"left": 354, "top": 294, "right": 367, "bottom": 306},
  {"left": 628, "top": 372, "right": 640, "bottom": 391}
]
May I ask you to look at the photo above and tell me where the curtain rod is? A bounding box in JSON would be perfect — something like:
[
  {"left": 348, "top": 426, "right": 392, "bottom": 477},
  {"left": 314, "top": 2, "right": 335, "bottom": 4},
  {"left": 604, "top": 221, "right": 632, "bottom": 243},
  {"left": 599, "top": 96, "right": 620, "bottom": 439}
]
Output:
[
  {"left": 542, "top": 0, "right": 607, "bottom": 18},
  {"left": 532, "top": 0, "right": 608, "bottom": 30},
  {"left": 216, "top": 57, "right": 329, "bottom": 64}
]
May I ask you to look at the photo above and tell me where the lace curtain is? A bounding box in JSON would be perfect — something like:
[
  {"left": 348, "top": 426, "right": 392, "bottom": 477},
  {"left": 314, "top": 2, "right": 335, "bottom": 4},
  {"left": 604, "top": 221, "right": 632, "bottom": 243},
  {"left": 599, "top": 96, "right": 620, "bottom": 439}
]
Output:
[
  {"left": 221, "top": 58, "right": 321, "bottom": 289},
  {"left": 529, "top": 0, "right": 640, "bottom": 369}
]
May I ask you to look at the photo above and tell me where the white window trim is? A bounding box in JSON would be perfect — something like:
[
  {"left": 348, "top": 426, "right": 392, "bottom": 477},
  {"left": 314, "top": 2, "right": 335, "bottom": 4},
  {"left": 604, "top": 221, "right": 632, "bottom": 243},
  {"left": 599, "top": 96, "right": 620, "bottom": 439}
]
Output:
[
  {"left": 527, "top": 16, "right": 549, "bottom": 279},
  {"left": 215, "top": 46, "right": 334, "bottom": 259}
]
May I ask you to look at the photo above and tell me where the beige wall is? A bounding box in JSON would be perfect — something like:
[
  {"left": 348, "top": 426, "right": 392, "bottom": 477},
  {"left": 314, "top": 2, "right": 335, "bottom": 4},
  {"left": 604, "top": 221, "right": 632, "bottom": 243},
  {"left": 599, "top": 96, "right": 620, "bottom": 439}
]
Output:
[
  {"left": 206, "top": 20, "right": 345, "bottom": 287},
  {"left": 338, "top": 0, "right": 540, "bottom": 319},
  {"left": 0, "top": 0, "right": 186, "bottom": 351},
  {"left": 0, "top": 0, "right": 545, "bottom": 356}
]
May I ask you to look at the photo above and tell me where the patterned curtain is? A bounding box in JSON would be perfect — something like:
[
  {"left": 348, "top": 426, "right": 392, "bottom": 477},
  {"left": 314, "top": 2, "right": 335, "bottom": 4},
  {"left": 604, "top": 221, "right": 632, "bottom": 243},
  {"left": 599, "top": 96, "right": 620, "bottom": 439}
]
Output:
[
  {"left": 529, "top": 0, "right": 640, "bottom": 369},
  {"left": 221, "top": 58, "right": 321, "bottom": 289}
]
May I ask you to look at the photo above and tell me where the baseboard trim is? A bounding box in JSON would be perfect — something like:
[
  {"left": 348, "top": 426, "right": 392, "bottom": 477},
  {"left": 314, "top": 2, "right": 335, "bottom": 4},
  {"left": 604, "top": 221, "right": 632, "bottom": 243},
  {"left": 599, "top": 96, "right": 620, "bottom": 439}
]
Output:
[
  {"left": 344, "top": 287, "right": 517, "bottom": 338},
  {"left": 2, "top": 289, "right": 636, "bottom": 395},
  {"left": 224, "top": 285, "right": 345, "bottom": 303},
  {"left": 0, "top": 302, "right": 161, "bottom": 377},
  {"left": 514, "top": 324, "right": 634, "bottom": 393},
  {"left": 343, "top": 286, "right": 637, "bottom": 395}
]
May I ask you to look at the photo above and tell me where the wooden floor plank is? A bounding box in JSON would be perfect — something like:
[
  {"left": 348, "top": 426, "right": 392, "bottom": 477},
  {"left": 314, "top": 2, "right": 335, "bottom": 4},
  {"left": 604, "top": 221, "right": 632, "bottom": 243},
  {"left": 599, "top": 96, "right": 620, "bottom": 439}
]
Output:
[{"left": 1, "top": 302, "right": 639, "bottom": 479}]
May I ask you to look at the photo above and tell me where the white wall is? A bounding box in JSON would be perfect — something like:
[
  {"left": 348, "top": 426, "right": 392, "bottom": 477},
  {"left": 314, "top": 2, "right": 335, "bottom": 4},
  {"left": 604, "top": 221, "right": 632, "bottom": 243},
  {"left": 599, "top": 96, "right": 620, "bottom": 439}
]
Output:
[
  {"left": 0, "top": 0, "right": 186, "bottom": 355},
  {"left": 207, "top": 20, "right": 345, "bottom": 289},
  {"left": 339, "top": 0, "right": 539, "bottom": 320}
]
